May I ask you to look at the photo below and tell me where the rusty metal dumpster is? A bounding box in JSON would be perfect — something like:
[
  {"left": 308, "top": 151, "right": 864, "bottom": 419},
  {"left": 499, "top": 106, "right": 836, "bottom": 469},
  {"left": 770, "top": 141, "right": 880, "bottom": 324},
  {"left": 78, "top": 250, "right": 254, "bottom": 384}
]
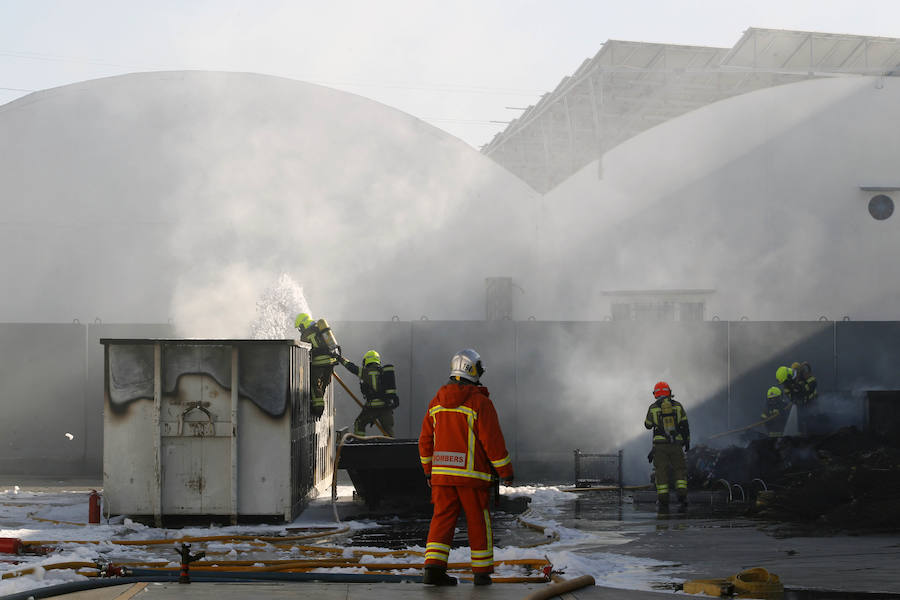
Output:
[{"left": 101, "top": 338, "right": 334, "bottom": 524}]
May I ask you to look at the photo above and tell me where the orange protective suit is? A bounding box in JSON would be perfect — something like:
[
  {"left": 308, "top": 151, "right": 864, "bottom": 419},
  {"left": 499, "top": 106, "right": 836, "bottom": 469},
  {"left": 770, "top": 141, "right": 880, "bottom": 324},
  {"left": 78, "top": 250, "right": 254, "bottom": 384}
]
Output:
[{"left": 419, "top": 380, "right": 514, "bottom": 573}]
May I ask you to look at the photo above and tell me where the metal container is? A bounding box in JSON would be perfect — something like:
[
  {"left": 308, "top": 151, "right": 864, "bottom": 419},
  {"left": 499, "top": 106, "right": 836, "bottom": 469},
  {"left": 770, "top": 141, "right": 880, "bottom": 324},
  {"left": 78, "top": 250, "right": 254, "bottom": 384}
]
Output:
[
  {"left": 337, "top": 437, "right": 430, "bottom": 511},
  {"left": 101, "top": 338, "right": 334, "bottom": 524}
]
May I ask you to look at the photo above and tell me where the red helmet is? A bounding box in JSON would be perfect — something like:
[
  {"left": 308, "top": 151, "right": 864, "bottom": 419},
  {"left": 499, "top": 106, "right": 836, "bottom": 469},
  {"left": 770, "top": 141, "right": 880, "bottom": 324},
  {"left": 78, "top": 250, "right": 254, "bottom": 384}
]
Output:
[{"left": 653, "top": 381, "right": 671, "bottom": 399}]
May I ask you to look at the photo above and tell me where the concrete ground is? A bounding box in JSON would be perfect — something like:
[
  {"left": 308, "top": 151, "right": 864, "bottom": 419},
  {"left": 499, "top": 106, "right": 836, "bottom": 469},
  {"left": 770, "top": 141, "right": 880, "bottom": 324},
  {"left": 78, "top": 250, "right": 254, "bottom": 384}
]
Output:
[
  {"left": 9, "top": 520, "right": 900, "bottom": 600},
  {"left": 612, "top": 515, "right": 900, "bottom": 595},
  {"left": 3, "top": 580, "right": 696, "bottom": 600}
]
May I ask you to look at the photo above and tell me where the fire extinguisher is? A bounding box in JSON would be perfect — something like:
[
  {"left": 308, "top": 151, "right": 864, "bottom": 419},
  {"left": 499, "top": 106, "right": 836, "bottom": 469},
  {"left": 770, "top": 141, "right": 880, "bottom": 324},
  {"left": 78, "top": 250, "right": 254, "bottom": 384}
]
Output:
[{"left": 89, "top": 490, "right": 101, "bottom": 524}]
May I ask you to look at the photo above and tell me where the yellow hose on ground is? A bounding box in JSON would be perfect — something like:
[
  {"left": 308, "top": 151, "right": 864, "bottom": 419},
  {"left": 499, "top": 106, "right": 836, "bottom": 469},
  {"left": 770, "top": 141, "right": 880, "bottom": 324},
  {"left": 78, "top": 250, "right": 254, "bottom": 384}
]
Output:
[
  {"left": 69, "top": 558, "right": 550, "bottom": 583},
  {"left": 563, "top": 485, "right": 653, "bottom": 493},
  {"left": 516, "top": 510, "right": 560, "bottom": 547},
  {"left": 122, "top": 558, "right": 549, "bottom": 573},
  {"left": 281, "top": 544, "right": 425, "bottom": 557},
  {"left": 683, "top": 567, "right": 783, "bottom": 596},
  {"left": 520, "top": 574, "right": 596, "bottom": 599},
  {"left": 28, "top": 515, "right": 88, "bottom": 527},
  {"left": 1, "top": 562, "right": 97, "bottom": 579},
  {"left": 21, "top": 527, "right": 350, "bottom": 548},
  {"left": 12, "top": 495, "right": 553, "bottom": 584},
  {"left": 731, "top": 567, "right": 783, "bottom": 595},
  {"left": 0, "top": 551, "right": 550, "bottom": 582}
]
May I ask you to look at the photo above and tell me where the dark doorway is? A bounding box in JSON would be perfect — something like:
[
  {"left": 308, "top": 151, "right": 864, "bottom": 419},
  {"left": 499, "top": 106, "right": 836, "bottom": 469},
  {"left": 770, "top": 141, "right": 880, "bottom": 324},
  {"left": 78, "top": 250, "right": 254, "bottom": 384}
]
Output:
[{"left": 867, "top": 391, "right": 900, "bottom": 441}]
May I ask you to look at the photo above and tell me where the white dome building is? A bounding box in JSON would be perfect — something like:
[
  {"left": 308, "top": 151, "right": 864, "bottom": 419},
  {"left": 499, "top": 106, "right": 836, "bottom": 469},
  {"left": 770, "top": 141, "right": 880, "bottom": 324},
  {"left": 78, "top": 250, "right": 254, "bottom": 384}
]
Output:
[
  {"left": 533, "top": 76, "right": 900, "bottom": 321},
  {"left": 5, "top": 70, "right": 900, "bottom": 327},
  {"left": 0, "top": 71, "right": 540, "bottom": 332}
]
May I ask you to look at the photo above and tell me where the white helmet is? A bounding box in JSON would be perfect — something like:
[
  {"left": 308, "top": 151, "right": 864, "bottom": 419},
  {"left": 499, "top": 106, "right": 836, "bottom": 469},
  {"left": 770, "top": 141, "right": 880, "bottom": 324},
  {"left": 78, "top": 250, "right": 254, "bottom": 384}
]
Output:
[{"left": 449, "top": 348, "right": 484, "bottom": 382}]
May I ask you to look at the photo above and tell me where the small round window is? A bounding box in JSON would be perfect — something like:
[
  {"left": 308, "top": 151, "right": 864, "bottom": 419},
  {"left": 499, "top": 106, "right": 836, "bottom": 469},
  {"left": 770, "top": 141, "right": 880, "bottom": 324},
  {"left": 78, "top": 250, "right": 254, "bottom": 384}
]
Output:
[{"left": 868, "top": 194, "right": 895, "bottom": 220}]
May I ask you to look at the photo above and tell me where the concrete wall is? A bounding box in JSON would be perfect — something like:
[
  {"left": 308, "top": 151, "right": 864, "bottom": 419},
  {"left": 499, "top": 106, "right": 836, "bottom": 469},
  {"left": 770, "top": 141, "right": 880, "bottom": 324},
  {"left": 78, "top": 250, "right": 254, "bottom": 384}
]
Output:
[
  {"left": 335, "top": 320, "right": 895, "bottom": 483},
  {"left": 0, "top": 324, "right": 87, "bottom": 475},
  {"left": 0, "top": 323, "right": 174, "bottom": 476},
  {"left": 1, "top": 321, "right": 898, "bottom": 483}
]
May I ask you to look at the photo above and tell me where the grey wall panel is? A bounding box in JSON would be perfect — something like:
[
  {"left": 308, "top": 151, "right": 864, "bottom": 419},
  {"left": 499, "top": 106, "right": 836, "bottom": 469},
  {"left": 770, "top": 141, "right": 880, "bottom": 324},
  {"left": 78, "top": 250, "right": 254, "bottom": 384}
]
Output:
[
  {"left": 835, "top": 322, "right": 900, "bottom": 390},
  {"left": 331, "top": 321, "right": 413, "bottom": 437},
  {"left": 409, "top": 320, "right": 517, "bottom": 455},
  {"left": 0, "top": 323, "right": 86, "bottom": 474},
  {"left": 515, "top": 321, "right": 728, "bottom": 483},
  {"left": 2, "top": 320, "right": 899, "bottom": 483}
]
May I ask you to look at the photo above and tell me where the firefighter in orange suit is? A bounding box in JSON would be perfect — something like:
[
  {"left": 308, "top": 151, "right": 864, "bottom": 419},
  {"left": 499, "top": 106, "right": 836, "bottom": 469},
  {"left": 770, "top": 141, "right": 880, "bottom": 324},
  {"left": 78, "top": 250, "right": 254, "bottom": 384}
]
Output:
[{"left": 418, "top": 348, "right": 514, "bottom": 587}]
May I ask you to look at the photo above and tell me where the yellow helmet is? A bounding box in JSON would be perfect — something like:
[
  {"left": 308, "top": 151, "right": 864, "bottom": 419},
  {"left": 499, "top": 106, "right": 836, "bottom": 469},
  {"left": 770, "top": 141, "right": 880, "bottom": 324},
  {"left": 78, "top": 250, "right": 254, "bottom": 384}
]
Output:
[
  {"left": 790, "top": 362, "right": 801, "bottom": 370},
  {"left": 775, "top": 366, "right": 793, "bottom": 383},
  {"left": 294, "top": 312, "right": 313, "bottom": 329},
  {"left": 767, "top": 386, "right": 782, "bottom": 399},
  {"left": 363, "top": 350, "right": 381, "bottom": 366}
]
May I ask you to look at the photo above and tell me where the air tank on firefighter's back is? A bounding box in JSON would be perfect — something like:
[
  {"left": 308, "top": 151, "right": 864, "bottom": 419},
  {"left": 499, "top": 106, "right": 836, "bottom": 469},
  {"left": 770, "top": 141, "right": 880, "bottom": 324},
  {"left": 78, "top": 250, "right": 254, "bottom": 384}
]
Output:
[{"left": 316, "top": 319, "right": 340, "bottom": 355}]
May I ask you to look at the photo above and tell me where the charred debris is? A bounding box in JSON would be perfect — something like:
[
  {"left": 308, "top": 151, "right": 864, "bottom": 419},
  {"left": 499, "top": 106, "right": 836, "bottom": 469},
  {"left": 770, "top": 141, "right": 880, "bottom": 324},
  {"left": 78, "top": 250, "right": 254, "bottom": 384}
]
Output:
[{"left": 687, "top": 427, "right": 900, "bottom": 531}]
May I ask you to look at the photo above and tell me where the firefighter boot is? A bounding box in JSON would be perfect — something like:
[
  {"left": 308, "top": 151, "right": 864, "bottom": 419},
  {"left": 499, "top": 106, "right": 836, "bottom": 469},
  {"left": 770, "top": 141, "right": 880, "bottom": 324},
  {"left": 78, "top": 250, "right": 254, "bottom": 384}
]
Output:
[
  {"left": 423, "top": 566, "right": 457, "bottom": 586},
  {"left": 474, "top": 573, "right": 492, "bottom": 586}
]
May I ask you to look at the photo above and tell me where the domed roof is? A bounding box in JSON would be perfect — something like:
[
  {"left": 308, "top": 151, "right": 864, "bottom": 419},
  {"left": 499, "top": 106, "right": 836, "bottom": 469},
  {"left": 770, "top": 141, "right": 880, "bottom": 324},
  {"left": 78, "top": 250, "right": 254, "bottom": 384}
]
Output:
[
  {"left": 0, "top": 71, "right": 539, "bottom": 330},
  {"left": 536, "top": 76, "right": 900, "bottom": 320}
]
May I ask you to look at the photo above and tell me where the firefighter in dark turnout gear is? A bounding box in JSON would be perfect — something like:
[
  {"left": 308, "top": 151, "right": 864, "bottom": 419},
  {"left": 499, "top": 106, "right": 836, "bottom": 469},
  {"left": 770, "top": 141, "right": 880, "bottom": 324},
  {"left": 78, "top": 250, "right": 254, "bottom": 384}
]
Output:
[
  {"left": 793, "top": 362, "right": 818, "bottom": 400},
  {"left": 777, "top": 362, "right": 818, "bottom": 433},
  {"left": 295, "top": 313, "right": 339, "bottom": 419},
  {"left": 644, "top": 381, "right": 690, "bottom": 509},
  {"left": 762, "top": 386, "right": 791, "bottom": 438},
  {"left": 338, "top": 349, "right": 398, "bottom": 437}
]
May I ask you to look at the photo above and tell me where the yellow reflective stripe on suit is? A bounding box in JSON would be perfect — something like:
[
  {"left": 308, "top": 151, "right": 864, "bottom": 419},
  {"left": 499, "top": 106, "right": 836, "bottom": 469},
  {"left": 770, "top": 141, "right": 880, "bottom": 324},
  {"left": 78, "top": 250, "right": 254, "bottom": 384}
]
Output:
[
  {"left": 425, "top": 541, "right": 450, "bottom": 563},
  {"left": 491, "top": 454, "right": 511, "bottom": 468},
  {"left": 429, "top": 405, "right": 478, "bottom": 471},
  {"left": 430, "top": 466, "right": 494, "bottom": 482}
]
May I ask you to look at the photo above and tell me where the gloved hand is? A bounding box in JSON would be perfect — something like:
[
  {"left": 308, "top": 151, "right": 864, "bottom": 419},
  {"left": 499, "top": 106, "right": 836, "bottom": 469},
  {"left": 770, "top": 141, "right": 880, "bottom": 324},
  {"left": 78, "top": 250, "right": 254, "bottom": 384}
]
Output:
[
  {"left": 311, "top": 405, "right": 324, "bottom": 419},
  {"left": 647, "top": 448, "right": 655, "bottom": 463},
  {"left": 502, "top": 477, "right": 514, "bottom": 486},
  {"left": 389, "top": 397, "right": 400, "bottom": 409},
  {"left": 683, "top": 440, "right": 690, "bottom": 453}
]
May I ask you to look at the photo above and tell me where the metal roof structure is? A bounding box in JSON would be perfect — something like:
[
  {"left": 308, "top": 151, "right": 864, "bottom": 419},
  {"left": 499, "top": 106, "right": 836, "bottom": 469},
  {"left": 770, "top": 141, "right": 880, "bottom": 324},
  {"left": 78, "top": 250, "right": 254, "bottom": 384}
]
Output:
[{"left": 482, "top": 28, "right": 900, "bottom": 193}]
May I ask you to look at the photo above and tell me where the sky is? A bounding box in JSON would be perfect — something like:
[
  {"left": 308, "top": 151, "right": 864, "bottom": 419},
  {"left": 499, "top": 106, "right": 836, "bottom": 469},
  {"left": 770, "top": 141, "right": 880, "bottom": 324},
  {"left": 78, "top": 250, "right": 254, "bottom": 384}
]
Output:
[{"left": 2, "top": 0, "right": 899, "bottom": 149}]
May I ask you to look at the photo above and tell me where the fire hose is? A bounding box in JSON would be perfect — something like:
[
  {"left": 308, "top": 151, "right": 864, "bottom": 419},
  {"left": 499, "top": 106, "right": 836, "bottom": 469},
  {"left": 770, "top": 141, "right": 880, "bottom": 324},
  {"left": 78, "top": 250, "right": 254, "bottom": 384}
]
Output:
[
  {"left": 708, "top": 403, "right": 794, "bottom": 440},
  {"left": 332, "top": 372, "right": 390, "bottom": 437},
  {"left": 21, "top": 528, "right": 350, "bottom": 548},
  {"left": 522, "top": 574, "right": 597, "bottom": 600}
]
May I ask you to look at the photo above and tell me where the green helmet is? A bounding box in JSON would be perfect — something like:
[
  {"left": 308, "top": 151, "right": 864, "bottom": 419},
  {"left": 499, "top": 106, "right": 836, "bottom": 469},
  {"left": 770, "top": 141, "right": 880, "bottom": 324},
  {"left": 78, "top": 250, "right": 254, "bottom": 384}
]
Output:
[
  {"left": 294, "top": 312, "right": 313, "bottom": 329},
  {"left": 363, "top": 350, "right": 381, "bottom": 366},
  {"left": 767, "top": 386, "right": 782, "bottom": 399},
  {"left": 775, "top": 366, "right": 793, "bottom": 383}
]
